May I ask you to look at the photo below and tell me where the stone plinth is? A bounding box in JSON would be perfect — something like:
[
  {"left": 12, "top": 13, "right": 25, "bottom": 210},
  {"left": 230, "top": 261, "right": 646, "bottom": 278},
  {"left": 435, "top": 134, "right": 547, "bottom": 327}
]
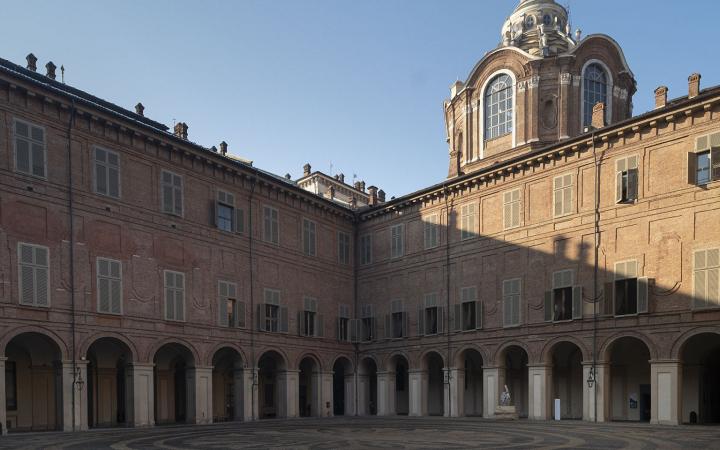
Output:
[{"left": 494, "top": 405, "right": 519, "bottom": 420}]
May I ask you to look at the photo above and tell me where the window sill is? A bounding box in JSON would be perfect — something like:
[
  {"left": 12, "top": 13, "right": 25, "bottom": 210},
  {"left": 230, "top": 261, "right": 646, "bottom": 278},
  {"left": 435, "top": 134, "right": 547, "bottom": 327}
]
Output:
[
  {"left": 484, "top": 132, "right": 512, "bottom": 143},
  {"left": 97, "top": 311, "right": 123, "bottom": 317},
  {"left": 14, "top": 170, "right": 47, "bottom": 181}
]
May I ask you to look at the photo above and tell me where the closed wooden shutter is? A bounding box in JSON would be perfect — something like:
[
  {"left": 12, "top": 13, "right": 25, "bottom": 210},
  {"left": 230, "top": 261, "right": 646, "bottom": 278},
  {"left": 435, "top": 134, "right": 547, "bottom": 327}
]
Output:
[
  {"left": 175, "top": 274, "right": 185, "bottom": 321},
  {"left": 280, "top": 306, "right": 289, "bottom": 333},
  {"left": 219, "top": 294, "right": 229, "bottom": 326},
  {"left": 256, "top": 304, "right": 265, "bottom": 331},
  {"left": 602, "top": 282, "right": 614, "bottom": 316},
  {"left": 628, "top": 168, "right": 639, "bottom": 201},
  {"left": 437, "top": 306, "right": 445, "bottom": 334},
  {"left": 688, "top": 153, "right": 698, "bottom": 185},
  {"left": 417, "top": 304, "right": 425, "bottom": 336},
  {"left": 452, "top": 303, "right": 462, "bottom": 332},
  {"left": 712, "top": 147, "right": 720, "bottom": 181},
  {"left": 475, "top": 301, "right": 483, "bottom": 329},
  {"left": 544, "top": 291, "right": 553, "bottom": 322},
  {"left": 572, "top": 286, "right": 583, "bottom": 319},
  {"left": 236, "top": 208, "right": 245, "bottom": 234},
  {"left": 637, "top": 277, "right": 649, "bottom": 314},
  {"left": 615, "top": 171, "right": 624, "bottom": 203}
]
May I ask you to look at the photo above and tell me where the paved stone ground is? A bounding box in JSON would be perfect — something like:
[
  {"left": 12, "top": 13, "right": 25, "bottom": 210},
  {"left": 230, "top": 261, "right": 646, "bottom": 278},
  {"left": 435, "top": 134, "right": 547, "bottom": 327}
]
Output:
[{"left": 2, "top": 417, "right": 720, "bottom": 449}]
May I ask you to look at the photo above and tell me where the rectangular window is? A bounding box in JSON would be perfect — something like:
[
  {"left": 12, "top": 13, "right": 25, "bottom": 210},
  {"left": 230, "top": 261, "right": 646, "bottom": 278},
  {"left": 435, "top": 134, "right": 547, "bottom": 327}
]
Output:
[
  {"left": 5, "top": 361, "right": 17, "bottom": 411},
  {"left": 97, "top": 258, "right": 122, "bottom": 314},
  {"left": 262, "top": 289, "right": 281, "bottom": 332},
  {"left": 300, "top": 297, "right": 319, "bottom": 337},
  {"left": 161, "top": 170, "right": 183, "bottom": 216},
  {"left": 360, "top": 234, "right": 373, "bottom": 265},
  {"left": 422, "top": 293, "right": 443, "bottom": 335},
  {"left": 360, "top": 304, "right": 374, "bottom": 341},
  {"left": 503, "top": 189, "right": 521, "bottom": 229},
  {"left": 18, "top": 243, "right": 50, "bottom": 307},
  {"left": 390, "top": 299, "right": 406, "bottom": 339},
  {"left": 544, "top": 269, "right": 580, "bottom": 322},
  {"left": 553, "top": 174, "right": 573, "bottom": 217},
  {"left": 263, "top": 206, "right": 279, "bottom": 244},
  {"left": 338, "top": 231, "right": 351, "bottom": 265},
  {"left": 503, "top": 278, "right": 521, "bottom": 327},
  {"left": 94, "top": 147, "right": 121, "bottom": 198},
  {"left": 303, "top": 219, "right": 317, "bottom": 256},
  {"left": 459, "top": 286, "right": 480, "bottom": 331},
  {"left": 615, "top": 156, "right": 639, "bottom": 203},
  {"left": 460, "top": 204, "right": 477, "bottom": 240},
  {"left": 338, "top": 304, "right": 350, "bottom": 342},
  {"left": 14, "top": 118, "right": 46, "bottom": 178},
  {"left": 164, "top": 270, "right": 185, "bottom": 321},
  {"left": 216, "top": 190, "right": 235, "bottom": 232},
  {"left": 691, "top": 133, "right": 720, "bottom": 185},
  {"left": 424, "top": 214, "right": 440, "bottom": 249},
  {"left": 391, "top": 224, "right": 404, "bottom": 258},
  {"left": 693, "top": 248, "right": 720, "bottom": 309},
  {"left": 613, "top": 260, "right": 648, "bottom": 316},
  {"left": 218, "top": 281, "right": 244, "bottom": 328}
]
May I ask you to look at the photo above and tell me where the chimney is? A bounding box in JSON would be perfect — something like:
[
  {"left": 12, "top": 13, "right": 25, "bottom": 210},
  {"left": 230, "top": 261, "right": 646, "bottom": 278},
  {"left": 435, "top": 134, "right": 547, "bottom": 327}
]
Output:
[
  {"left": 173, "top": 122, "right": 188, "bottom": 140},
  {"left": 654, "top": 86, "right": 668, "bottom": 109},
  {"left": 338, "top": 173, "right": 345, "bottom": 183},
  {"left": 354, "top": 181, "right": 361, "bottom": 190},
  {"left": 285, "top": 173, "right": 292, "bottom": 180},
  {"left": 26, "top": 53, "right": 37, "bottom": 72},
  {"left": 135, "top": 102, "right": 145, "bottom": 116},
  {"left": 303, "top": 163, "right": 311, "bottom": 176},
  {"left": 591, "top": 102, "right": 606, "bottom": 129},
  {"left": 219, "top": 141, "right": 228, "bottom": 155},
  {"left": 368, "top": 186, "right": 378, "bottom": 206},
  {"left": 688, "top": 73, "right": 701, "bottom": 99},
  {"left": 575, "top": 28, "right": 582, "bottom": 41},
  {"left": 45, "top": 61, "right": 57, "bottom": 80},
  {"left": 378, "top": 189, "right": 386, "bottom": 202},
  {"left": 360, "top": 181, "right": 366, "bottom": 192},
  {"left": 210, "top": 146, "right": 218, "bottom": 153}
]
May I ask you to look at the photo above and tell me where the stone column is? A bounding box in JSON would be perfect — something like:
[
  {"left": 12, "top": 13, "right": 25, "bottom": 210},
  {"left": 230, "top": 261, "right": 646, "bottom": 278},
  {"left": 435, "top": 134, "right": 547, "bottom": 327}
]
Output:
[
  {"left": 377, "top": 371, "right": 394, "bottom": 416},
  {"left": 320, "top": 371, "right": 334, "bottom": 418},
  {"left": 278, "top": 370, "right": 299, "bottom": 418},
  {"left": 528, "top": 364, "right": 551, "bottom": 420},
  {"left": 232, "top": 369, "right": 244, "bottom": 421},
  {"left": 447, "top": 368, "right": 464, "bottom": 417},
  {"left": 650, "top": 360, "right": 681, "bottom": 425},
  {"left": 189, "top": 366, "right": 213, "bottom": 424},
  {"left": 408, "top": 369, "right": 425, "bottom": 416},
  {"left": 61, "top": 360, "right": 88, "bottom": 431},
  {"left": 559, "top": 72, "right": 572, "bottom": 139},
  {"left": 357, "top": 373, "right": 369, "bottom": 415},
  {"left": 0, "top": 357, "right": 6, "bottom": 435},
  {"left": 482, "top": 367, "right": 501, "bottom": 418},
  {"left": 583, "top": 362, "right": 609, "bottom": 423},
  {"left": 127, "top": 363, "right": 154, "bottom": 427},
  {"left": 243, "top": 368, "right": 258, "bottom": 421}
]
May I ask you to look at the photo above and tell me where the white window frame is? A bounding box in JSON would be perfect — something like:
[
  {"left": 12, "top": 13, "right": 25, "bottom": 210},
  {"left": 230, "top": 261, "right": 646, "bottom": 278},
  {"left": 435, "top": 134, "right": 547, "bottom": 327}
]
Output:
[
  {"left": 390, "top": 224, "right": 404, "bottom": 259},
  {"left": 163, "top": 270, "right": 185, "bottom": 322},
  {"left": 693, "top": 248, "right": 720, "bottom": 310},
  {"left": 13, "top": 118, "right": 47, "bottom": 179},
  {"left": 216, "top": 190, "right": 236, "bottom": 233},
  {"left": 580, "top": 59, "right": 613, "bottom": 128},
  {"left": 479, "top": 70, "right": 517, "bottom": 158},
  {"left": 17, "top": 242, "right": 50, "bottom": 307},
  {"left": 338, "top": 231, "right": 351, "bottom": 265},
  {"left": 424, "top": 214, "right": 440, "bottom": 249},
  {"left": 615, "top": 155, "right": 639, "bottom": 204},
  {"left": 93, "top": 146, "right": 121, "bottom": 199},
  {"left": 503, "top": 189, "right": 521, "bottom": 230},
  {"left": 263, "top": 206, "right": 280, "bottom": 245},
  {"left": 218, "top": 280, "right": 242, "bottom": 328},
  {"left": 460, "top": 204, "right": 477, "bottom": 240},
  {"left": 160, "top": 170, "right": 183, "bottom": 217},
  {"left": 96, "top": 257, "right": 122, "bottom": 315},
  {"left": 303, "top": 218, "right": 317, "bottom": 257},
  {"left": 553, "top": 174, "right": 574, "bottom": 218}
]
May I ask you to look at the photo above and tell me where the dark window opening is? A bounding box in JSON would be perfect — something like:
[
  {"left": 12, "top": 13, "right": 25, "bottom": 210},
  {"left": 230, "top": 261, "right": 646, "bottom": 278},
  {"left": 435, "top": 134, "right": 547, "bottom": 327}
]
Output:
[
  {"left": 392, "top": 312, "right": 404, "bottom": 338},
  {"left": 553, "top": 286, "right": 573, "bottom": 321},
  {"left": 615, "top": 278, "right": 638, "bottom": 316},
  {"left": 425, "top": 307, "right": 438, "bottom": 335},
  {"left": 361, "top": 317, "right": 374, "bottom": 341},
  {"left": 5, "top": 361, "right": 16, "bottom": 411},
  {"left": 265, "top": 304, "right": 279, "bottom": 332},
  {"left": 462, "top": 302, "right": 476, "bottom": 331}
]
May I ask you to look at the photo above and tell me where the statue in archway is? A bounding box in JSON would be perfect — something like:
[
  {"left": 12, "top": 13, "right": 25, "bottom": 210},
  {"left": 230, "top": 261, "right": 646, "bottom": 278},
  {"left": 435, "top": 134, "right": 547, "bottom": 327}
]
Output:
[{"left": 500, "top": 384, "right": 511, "bottom": 406}]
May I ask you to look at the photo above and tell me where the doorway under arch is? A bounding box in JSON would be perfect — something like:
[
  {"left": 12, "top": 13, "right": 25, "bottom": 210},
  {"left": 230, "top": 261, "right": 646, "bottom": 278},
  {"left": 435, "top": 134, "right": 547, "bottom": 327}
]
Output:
[
  {"left": 153, "top": 343, "right": 195, "bottom": 425},
  {"left": 332, "top": 357, "right": 353, "bottom": 416},
  {"left": 211, "top": 347, "right": 244, "bottom": 422},
  {"left": 607, "top": 336, "right": 651, "bottom": 422},
  {"left": 86, "top": 337, "right": 133, "bottom": 428},
  {"left": 680, "top": 332, "right": 720, "bottom": 424}
]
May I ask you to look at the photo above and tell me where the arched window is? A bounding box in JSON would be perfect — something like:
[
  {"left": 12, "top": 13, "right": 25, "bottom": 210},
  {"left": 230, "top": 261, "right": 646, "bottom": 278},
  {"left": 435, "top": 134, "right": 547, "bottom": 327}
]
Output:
[
  {"left": 583, "top": 63, "right": 608, "bottom": 126},
  {"left": 484, "top": 74, "right": 514, "bottom": 140}
]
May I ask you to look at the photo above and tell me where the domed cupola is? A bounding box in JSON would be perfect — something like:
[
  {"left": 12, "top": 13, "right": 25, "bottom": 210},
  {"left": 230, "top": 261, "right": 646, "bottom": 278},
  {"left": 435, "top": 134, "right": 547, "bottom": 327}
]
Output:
[{"left": 500, "top": 0, "right": 576, "bottom": 57}]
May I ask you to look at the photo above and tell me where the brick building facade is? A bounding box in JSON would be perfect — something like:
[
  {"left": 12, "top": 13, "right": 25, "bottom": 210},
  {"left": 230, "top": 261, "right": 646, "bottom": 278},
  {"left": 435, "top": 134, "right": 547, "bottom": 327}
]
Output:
[{"left": 1, "top": 0, "right": 719, "bottom": 434}]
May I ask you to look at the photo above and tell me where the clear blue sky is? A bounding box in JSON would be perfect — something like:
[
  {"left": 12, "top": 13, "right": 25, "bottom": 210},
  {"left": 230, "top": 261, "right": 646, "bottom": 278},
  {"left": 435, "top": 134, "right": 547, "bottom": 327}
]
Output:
[{"left": 1, "top": 0, "right": 717, "bottom": 198}]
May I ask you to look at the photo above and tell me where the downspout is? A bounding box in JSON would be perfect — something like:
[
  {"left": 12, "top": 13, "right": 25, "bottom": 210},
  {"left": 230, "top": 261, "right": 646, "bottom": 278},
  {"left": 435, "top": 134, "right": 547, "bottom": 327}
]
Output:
[
  {"left": 592, "top": 129, "right": 599, "bottom": 423},
  {"left": 352, "top": 212, "right": 359, "bottom": 416},
  {"left": 66, "top": 101, "right": 78, "bottom": 431},
  {"left": 444, "top": 184, "right": 452, "bottom": 416},
  {"left": 248, "top": 172, "right": 258, "bottom": 420}
]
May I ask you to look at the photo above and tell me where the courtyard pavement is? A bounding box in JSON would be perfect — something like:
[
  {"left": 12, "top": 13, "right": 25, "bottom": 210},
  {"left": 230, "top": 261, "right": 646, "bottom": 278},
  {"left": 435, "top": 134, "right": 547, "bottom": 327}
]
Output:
[{"left": 1, "top": 417, "right": 719, "bottom": 449}]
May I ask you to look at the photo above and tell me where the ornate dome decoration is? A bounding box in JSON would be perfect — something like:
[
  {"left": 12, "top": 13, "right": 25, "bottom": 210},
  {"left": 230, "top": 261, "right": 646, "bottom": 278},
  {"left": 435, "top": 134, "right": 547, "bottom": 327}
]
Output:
[{"left": 500, "top": 0, "right": 577, "bottom": 57}]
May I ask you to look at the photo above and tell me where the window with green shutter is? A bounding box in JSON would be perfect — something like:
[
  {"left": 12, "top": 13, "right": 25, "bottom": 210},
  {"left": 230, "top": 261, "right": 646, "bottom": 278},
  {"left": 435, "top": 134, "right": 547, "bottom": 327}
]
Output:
[
  {"left": 97, "top": 258, "right": 122, "bottom": 314},
  {"left": 18, "top": 243, "right": 50, "bottom": 307},
  {"left": 94, "top": 147, "right": 121, "bottom": 199},
  {"left": 503, "top": 189, "right": 521, "bottom": 230},
  {"left": 693, "top": 248, "right": 720, "bottom": 309},
  {"left": 14, "top": 118, "right": 46, "bottom": 178},
  {"left": 553, "top": 174, "right": 573, "bottom": 217},
  {"left": 503, "top": 278, "right": 521, "bottom": 327},
  {"left": 164, "top": 270, "right": 185, "bottom": 321},
  {"left": 161, "top": 170, "right": 183, "bottom": 216}
]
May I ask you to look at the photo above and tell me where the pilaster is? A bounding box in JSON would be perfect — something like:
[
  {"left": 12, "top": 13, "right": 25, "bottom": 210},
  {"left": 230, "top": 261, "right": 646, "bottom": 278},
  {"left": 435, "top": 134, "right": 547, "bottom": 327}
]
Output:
[
  {"left": 527, "top": 364, "right": 551, "bottom": 420},
  {"left": 650, "top": 360, "right": 682, "bottom": 425},
  {"left": 483, "top": 367, "right": 502, "bottom": 418},
  {"left": 583, "top": 362, "right": 609, "bottom": 422},
  {"left": 60, "top": 360, "right": 88, "bottom": 432},
  {"left": 408, "top": 369, "right": 425, "bottom": 416},
  {"left": 278, "top": 369, "right": 299, "bottom": 418},
  {"left": 446, "top": 368, "right": 463, "bottom": 417},
  {"left": 320, "top": 371, "right": 334, "bottom": 418},
  {"left": 189, "top": 366, "right": 213, "bottom": 425},
  {"left": 0, "top": 357, "right": 6, "bottom": 435},
  {"left": 377, "top": 371, "right": 394, "bottom": 416},
  {"left": 243, "top": 368, "right": 259, "bottom": 421}
]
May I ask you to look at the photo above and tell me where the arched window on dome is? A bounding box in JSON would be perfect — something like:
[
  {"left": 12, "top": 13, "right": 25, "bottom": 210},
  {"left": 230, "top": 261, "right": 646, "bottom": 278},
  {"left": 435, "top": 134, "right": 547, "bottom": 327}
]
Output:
[
  {"left": 484, "top": 74, "right": 514, "bottom": 141},
  {"left": 583, "top": 63, "right": 608, "bottom": 127}
]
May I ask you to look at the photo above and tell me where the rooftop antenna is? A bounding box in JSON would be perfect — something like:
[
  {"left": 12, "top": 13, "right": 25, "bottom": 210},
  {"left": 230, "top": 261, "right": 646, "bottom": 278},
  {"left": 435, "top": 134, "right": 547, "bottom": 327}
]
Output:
[{"left": 60, "top": 65, "right": 65, "bottom": 83}]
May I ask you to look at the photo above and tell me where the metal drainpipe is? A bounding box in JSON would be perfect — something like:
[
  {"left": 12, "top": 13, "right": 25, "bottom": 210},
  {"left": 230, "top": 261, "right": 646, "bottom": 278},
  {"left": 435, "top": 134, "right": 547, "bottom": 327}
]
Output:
[
  {"left": 352, "top": 211, "right": 359, "bottom": 416},
  {"left": 592, "top": 130, "right": 599, "bottom": 423},
  {"left": 248, "top": 172, "right": 258, "bottom": 420},
  {"left": 66, "top": 100, "right": 78, "bottom": 431},
  {"left": 444, "top": 185, "right": 452, "bottom": 416}
]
